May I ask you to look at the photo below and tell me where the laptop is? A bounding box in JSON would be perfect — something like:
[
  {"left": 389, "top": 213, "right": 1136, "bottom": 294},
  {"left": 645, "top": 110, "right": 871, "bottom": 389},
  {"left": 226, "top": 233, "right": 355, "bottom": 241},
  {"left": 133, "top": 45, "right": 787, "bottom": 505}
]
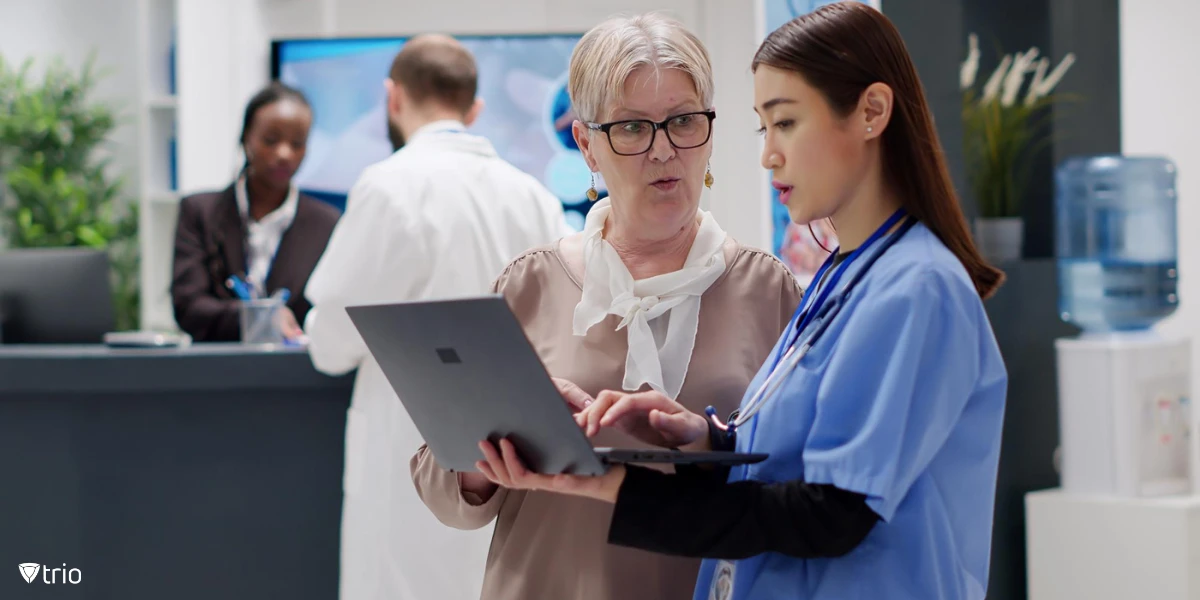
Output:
[{"left": 345, "top": 295, "right": 768, "bottom": 476}]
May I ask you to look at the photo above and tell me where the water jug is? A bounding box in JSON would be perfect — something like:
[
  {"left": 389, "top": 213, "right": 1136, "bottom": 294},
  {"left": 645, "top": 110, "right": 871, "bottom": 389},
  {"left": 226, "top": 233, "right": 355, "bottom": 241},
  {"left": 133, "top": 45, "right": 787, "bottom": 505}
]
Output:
[{"left": 1055, "top": 155, "right": 1179, "bottom": 332}]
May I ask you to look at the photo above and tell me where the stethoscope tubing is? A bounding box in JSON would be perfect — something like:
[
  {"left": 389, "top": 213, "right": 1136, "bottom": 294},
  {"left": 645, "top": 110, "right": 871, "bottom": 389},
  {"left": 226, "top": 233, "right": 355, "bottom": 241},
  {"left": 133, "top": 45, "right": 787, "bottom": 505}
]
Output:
[{"left": 719, "top": 215, "right": 918, "bottom": 432}]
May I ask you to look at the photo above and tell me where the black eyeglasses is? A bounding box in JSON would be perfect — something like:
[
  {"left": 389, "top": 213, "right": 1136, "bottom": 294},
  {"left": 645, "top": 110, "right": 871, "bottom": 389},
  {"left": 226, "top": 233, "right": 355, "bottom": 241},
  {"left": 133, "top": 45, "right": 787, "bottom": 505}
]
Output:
[{"left": 585, "top": 110, "right": 716, "bottom": 156}]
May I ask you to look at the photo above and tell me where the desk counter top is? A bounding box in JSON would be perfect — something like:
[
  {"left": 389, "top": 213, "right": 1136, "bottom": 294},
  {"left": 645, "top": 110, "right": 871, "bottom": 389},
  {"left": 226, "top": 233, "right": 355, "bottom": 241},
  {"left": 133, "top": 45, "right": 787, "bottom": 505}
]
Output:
[{"left": 0, "top": 342, "right": 354, "bottom": 394}]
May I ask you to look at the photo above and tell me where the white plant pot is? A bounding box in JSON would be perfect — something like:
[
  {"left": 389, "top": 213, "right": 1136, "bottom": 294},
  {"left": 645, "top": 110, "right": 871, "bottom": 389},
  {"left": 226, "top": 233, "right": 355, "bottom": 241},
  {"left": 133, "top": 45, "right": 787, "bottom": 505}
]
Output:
[{"left": 974, "top": 217, "right": 1024, "bottom": 263}]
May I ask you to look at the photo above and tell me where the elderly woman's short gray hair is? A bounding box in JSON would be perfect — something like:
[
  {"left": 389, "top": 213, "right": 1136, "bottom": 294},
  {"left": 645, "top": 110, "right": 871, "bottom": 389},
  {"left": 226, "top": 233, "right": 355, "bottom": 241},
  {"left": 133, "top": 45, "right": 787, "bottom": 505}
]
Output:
[{"left": 568, "top": 13, "right": 715, "bottom": 123}]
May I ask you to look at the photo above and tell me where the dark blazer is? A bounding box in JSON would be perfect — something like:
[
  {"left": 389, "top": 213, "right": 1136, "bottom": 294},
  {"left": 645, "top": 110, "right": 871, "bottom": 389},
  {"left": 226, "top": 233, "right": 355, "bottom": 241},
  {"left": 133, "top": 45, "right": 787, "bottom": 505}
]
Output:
[{"left": 171, "top": 184, "right": 341, "bottom": 342}]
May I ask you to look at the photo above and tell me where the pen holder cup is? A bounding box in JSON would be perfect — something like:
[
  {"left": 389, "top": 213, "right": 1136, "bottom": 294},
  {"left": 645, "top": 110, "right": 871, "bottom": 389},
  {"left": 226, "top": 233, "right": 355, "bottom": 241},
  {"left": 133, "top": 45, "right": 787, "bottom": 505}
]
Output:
[{"left": 239, "top": 298, "right": 285, "bottom": 345}]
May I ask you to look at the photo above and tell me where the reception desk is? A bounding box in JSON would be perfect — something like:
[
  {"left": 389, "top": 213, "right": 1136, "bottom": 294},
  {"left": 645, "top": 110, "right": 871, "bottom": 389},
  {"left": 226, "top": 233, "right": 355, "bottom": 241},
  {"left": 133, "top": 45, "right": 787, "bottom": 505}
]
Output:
[{"left": 0, "top": 343, "right": 353, "bottom": 599}]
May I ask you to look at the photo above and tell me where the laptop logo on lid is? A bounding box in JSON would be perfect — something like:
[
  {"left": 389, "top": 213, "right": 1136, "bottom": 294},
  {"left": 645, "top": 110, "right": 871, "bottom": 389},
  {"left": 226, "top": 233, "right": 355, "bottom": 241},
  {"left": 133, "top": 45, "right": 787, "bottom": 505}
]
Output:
[{"left": 436, "top": 348, "right": 461, "bottom": 364}]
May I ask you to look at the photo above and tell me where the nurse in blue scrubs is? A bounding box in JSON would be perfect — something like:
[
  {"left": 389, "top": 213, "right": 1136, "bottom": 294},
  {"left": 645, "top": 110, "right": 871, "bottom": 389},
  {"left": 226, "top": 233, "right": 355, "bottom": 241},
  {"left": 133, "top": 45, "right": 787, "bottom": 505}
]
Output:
[{"left": 475, "top": 3, "right": 1008, "bottom": 600}]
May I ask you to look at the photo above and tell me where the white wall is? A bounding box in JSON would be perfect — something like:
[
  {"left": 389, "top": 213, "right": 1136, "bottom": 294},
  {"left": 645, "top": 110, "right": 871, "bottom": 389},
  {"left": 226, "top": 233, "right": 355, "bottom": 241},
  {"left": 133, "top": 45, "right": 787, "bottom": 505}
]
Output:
[
  {"left": 1123, "top": 0, "right": 1200, "bottom": 391},
  {"left": 0, "top": 0, "right": 142, "bottom": 200},
  {"left": 176, "top": 0, "right": 772, "bottom": 250}
]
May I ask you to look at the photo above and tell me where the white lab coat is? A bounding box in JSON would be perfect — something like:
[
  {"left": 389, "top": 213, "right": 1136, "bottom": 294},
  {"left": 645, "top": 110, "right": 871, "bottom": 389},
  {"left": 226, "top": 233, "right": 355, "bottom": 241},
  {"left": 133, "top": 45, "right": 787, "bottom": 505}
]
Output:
[{"left": 303, "top": 120, "right": 572, "bottom": 600}]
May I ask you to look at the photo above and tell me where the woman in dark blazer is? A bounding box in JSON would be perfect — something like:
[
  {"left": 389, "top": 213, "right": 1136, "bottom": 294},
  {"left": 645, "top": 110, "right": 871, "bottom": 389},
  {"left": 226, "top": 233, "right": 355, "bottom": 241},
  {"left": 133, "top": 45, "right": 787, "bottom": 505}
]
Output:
[{"left": 172, "top": 82, "right": 341, "bottom": 342}]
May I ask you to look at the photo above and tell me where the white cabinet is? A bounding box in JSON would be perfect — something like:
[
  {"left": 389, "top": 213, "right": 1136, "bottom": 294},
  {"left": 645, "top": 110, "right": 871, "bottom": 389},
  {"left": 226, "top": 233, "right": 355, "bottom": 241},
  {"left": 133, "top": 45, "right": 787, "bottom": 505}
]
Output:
[{"left": 1026, "top": 489, "right": 1200, "bottom": 600}]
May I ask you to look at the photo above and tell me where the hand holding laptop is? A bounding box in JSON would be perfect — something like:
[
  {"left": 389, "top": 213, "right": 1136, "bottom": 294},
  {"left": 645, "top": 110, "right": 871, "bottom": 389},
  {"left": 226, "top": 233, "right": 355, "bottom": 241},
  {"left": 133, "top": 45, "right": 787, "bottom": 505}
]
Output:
[
  {"left": 476, "top": 437, "right": 627, "bottom": 503},
  {"left": 475, "top": 387, "right": 717, "bottom": 504},
  {"left": 459, "top": 377, "right": 596, "bottom": 501}
]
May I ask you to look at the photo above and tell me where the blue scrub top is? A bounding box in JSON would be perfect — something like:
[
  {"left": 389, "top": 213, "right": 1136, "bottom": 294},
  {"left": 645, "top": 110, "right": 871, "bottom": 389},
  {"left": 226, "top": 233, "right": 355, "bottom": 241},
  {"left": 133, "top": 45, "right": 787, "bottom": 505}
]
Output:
[{"left": 694, "top": 222, "right": 1007, "bottom": 600}]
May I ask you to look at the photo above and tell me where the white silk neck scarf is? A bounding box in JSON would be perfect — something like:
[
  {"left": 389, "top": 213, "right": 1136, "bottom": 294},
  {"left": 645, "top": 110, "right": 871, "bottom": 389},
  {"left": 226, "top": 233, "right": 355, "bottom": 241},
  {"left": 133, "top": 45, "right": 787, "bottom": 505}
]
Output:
[{"left": 572, "top": 198, "right": 728, "bottom": 400}]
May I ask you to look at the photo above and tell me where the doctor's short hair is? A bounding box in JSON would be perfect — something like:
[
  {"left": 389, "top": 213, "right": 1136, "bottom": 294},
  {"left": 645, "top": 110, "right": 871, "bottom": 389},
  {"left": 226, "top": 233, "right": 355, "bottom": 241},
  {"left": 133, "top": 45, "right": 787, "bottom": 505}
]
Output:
[
  {"left": 568, "top": 13, "right": 714, "bottom": 123},
  {"left": 388, "top": 34, "right": 478, "bottom": 115}
]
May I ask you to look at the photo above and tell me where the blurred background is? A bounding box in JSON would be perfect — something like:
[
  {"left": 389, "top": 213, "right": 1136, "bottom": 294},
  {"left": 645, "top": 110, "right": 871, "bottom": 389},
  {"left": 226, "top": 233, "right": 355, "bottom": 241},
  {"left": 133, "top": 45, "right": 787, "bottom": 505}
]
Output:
[{"left": 0, "top": 1, "right": 1195, "bottom": 599}]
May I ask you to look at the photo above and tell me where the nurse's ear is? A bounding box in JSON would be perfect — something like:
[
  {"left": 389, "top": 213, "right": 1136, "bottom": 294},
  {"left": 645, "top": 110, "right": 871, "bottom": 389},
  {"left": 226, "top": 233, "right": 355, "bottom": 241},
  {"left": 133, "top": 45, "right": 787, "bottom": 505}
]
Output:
[
  {"left": 463, "top": 97, "right": 485, "bottom": 127},
  {"left": 860, "top": 82, "right": 893, "bottom": 141}
]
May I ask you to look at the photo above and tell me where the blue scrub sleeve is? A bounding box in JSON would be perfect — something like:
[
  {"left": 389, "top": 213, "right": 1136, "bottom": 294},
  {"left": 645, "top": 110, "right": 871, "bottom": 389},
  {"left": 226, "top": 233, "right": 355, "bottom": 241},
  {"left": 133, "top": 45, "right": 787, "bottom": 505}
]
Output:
[{"left": 801, "top": 269, "right": 981, "bottom": 522}]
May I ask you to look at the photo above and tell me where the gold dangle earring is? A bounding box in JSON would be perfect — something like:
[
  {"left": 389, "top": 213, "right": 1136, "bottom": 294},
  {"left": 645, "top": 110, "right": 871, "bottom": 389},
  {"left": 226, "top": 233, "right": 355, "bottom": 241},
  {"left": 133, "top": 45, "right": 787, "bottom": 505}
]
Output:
[
  {"left": 704, "top": 162, "right": 714, "bottom": 188},
  {"left": 587, "top": 171, "right": 599, "bottom": 201}
]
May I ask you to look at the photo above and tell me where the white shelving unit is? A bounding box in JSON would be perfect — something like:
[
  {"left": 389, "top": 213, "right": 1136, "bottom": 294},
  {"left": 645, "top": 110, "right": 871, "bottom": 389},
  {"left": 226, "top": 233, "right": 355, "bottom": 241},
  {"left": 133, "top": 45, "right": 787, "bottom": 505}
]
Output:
[
  {"left": 132, "top": 0, "right": 270, "bottom": 333},
  {"left": 134, "top": 0, "right": 181, "bottom": 332}
]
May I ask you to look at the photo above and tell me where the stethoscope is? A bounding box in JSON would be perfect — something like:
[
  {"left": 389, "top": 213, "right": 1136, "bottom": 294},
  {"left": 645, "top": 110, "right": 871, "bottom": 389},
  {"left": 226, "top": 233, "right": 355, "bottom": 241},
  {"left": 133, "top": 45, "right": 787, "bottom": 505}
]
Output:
[{"left": 706, "top": 208, "right": 918, "bottom": 434}]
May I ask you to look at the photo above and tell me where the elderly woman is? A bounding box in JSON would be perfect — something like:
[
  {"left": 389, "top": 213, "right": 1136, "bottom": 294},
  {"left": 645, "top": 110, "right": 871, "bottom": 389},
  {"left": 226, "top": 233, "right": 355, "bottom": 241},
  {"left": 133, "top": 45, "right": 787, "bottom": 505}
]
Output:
[{"left": 410, "top": 13, "right": 803, "bottom": 600}]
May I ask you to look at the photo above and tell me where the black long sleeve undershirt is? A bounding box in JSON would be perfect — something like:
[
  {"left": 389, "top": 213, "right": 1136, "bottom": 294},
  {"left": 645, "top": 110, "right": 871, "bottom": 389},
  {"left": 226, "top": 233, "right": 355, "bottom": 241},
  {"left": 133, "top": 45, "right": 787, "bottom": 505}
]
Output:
[{"left": 606, "top": 422, "right": 880, "bottom": 560}]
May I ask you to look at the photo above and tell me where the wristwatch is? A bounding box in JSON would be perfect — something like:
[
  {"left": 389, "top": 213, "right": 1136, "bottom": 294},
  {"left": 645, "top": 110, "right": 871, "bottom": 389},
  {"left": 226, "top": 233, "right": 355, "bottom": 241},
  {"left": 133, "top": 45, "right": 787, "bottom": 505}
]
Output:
[{"left": 707, "top": 409, "right": 739, "bottom": 452}]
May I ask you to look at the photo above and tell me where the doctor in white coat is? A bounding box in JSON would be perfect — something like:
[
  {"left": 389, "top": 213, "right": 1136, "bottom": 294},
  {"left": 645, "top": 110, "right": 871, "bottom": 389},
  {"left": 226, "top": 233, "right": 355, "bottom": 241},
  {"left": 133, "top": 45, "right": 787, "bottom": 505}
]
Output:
[{"left": 303, "top": 34, "right": 572, "bottom": 600}]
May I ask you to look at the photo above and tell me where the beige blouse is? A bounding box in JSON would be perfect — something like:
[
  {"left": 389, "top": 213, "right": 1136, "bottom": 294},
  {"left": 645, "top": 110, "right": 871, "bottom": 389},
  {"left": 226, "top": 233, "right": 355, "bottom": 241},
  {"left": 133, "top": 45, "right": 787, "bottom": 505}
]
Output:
[{"left": 411, "top": 237, "right": 804, "bottom": 600}]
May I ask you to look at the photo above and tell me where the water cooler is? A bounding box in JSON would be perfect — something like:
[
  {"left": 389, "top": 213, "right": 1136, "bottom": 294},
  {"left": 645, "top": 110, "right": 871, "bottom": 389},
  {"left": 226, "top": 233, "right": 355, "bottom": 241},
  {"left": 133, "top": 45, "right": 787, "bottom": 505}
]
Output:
[
  {"left": 1053, "top": 155, "right": 1192, "bottom": 497},
  {"left": 1055, "top": 332, "right": 1191, "bottom": 496},
  {"left": 1027, "top": 155, "right": 1199, "bottom": 600}
]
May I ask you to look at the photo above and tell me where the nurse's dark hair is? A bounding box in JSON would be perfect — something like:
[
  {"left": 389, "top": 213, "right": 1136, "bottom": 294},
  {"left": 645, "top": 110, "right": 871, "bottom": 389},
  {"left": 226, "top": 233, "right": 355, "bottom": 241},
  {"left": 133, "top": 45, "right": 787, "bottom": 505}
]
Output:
[
  {"left": 238, "top": 81, "right": 311, "bottom": 172},
  {"left": 753, "top": 2, "right": 1005, "bottom": 299}
]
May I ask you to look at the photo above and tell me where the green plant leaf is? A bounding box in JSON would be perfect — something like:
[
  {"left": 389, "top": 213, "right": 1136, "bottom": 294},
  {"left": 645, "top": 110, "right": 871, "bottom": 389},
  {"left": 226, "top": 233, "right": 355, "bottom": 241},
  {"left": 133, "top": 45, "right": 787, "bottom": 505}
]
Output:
[
  {"left": 76, "top": 224, "right": 106, "bottom": 248},
  {"left": 961, "top": 38, "right": 1084, "bottom": 219},
  {"left": 0, "top": 52, "right": 140, "bottom": 329}
]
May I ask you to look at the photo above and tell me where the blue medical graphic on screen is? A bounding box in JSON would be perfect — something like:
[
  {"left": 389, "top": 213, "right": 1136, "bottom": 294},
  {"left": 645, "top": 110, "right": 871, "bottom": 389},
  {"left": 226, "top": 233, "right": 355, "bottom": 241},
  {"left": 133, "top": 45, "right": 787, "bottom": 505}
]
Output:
[{"left": 273, "top": 34, "right": 596, "bottom": 230}]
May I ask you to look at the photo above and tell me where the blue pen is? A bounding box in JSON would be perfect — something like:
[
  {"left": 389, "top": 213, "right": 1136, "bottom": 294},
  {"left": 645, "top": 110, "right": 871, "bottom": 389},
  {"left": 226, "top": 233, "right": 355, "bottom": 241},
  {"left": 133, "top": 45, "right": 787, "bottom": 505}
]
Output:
[{"left": 225, "top": 275, "right": 253, "bottom": 300}]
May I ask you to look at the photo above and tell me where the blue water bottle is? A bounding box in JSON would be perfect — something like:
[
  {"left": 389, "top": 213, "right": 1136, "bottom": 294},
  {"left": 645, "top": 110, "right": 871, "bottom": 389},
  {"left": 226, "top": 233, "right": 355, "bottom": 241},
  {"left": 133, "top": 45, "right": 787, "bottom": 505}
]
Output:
[{"left": 1055, "top": 155, "right": 1179, "bottom": 332}]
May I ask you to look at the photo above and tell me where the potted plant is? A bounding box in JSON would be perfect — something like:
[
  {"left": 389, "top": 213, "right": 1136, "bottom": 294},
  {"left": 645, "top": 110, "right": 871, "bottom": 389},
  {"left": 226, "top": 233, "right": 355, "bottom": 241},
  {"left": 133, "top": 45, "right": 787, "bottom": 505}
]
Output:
[
  {"left": 960, "top": 33, "right": 1076, "bottom": 262},
  {"left": 0, "top": 54, "right": 140, "bottom": 331}
]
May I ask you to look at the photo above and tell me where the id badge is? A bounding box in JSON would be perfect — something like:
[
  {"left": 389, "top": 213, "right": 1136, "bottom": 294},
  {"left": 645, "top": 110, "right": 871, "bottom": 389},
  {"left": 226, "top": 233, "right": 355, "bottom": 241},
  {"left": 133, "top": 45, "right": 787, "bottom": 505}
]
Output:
[{"left": 708, "top": 560, "right": 736, "bottom": 600}]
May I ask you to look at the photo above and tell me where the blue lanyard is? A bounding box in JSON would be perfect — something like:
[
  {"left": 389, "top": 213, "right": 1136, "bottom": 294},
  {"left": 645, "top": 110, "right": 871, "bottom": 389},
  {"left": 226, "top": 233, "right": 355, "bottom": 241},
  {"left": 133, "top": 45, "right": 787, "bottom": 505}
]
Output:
[
  {"left": 771, "top": 207, "right": 909, "bottom": 370},
  {"left": 706, "top": 209, "right": 916, "bottom": 435}
]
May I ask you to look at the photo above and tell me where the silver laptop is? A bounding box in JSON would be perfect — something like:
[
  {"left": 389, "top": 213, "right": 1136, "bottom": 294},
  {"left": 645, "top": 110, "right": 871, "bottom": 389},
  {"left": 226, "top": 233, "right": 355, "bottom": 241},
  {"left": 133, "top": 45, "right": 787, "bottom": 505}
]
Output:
[{"left": 345, "top": 295, "right": 767, "bottom": 476}]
